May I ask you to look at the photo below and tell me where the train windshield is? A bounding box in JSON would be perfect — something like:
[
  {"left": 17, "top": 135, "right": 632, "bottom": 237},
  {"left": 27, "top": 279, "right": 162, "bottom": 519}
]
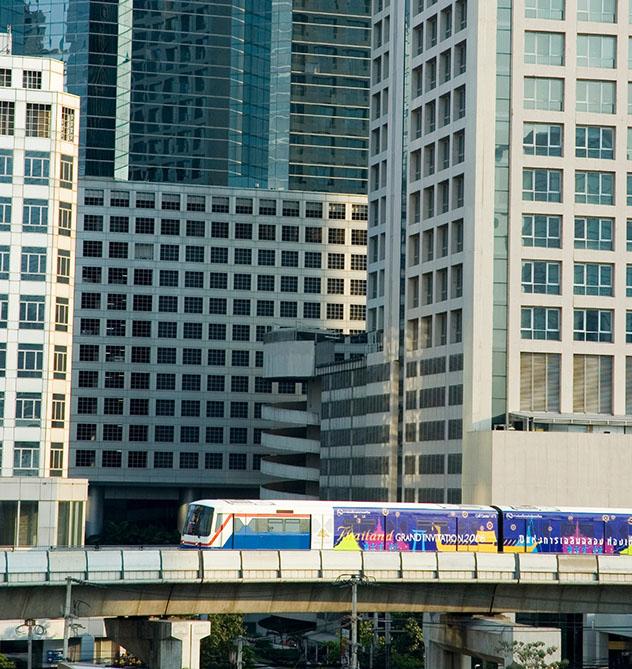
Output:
[{"left": 184, "top": 504, "right": 213, "bottom": 537}]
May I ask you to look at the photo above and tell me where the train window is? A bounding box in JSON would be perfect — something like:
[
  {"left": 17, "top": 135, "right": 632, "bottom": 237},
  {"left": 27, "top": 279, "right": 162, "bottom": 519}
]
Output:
[
  {"left": 268, "top": 518, "right": 284, "bottom": 533},
  {"left": 184, "top": 504, "right": 213, "bottom": 537},
  {"left": 239, "top": 516, "right": 310, "bottom": 534}
]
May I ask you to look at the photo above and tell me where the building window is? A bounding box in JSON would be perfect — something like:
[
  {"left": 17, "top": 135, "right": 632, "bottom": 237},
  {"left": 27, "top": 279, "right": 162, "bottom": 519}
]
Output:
[
  {"left": 350, "top": 304, "right": 366, "bottom": 321},
  {"left": 522, "top": 215, "right": 561, "bottom": 248},
  {"left": 575, "top": 171, "right": 614, "bottom": 205},
  {"left": 102, "top": 450, "right": 122, "bottom": 467},
  {"left": 56, "top": 298, "right": 69, "bottom": 331},
  {"left": 282, "top": 225, "right": 299, "bottom": 241},
  {"left": 626, "top": 313, "right": 632, "bottom": 344},
  {"left": 574, "top": 263, "right": 613, "bottom": 296},
  {"left": 574, "top": 217, "right": 613, "bottom": 250},
  {"left": 329, "top": 203, "right": 346, "bottom": 220},
  {"left": 19, "top": 296, "right": 45, "bottom": 329},
  {"left": 24, "top": 152, "right": 50, "bottom": 185},
  {"left": 229, "top": 454, "right": 247, "bottom": 470},
  {"left": 575, "top": 126, "right": 614, "bottom": 159},
  {"left": 577, "top": 34, "right": 616, "bottom": 68},
  {"left": 0, "top": 101, "right": 14, "bottom": 135},
  {"left": 23, "top": 199, "right": 48, "bottom": 232},
  {"left": 524, "top": 31, "right": 565, "bottom": 66},
  {"left": 50, "top": 445, "right": 64, "bottom": 476},
  {"left": 75, "top": 450, "right": 96, "bottom": 467},
  {"left": 521, "top": 261, "right": 560, "bottom": 294},
  {"left": 179, "top": 452, "right": 199, "bottom": 469},
  {"left": 522, "top": 169, "right": 562, "bottom": 202},
  {"left": 58, "top": 202, "right": 72, "bottom": 236},
  {"left": 522, "top": 123, "right": 563, "bottom": 156},
  {"left": 128, "top": 451, "right": 148, "bottom": 468},
  {"left": 574, "top": 309, "right": 613, "bottom": 342},
  {"left": 152, "top": 452, "right": 172, "bottom": 469},
  {"left": 574, "top": 354, "right": 612, "bottom": 413},
  {"left": 57, "top": 250, "right": 71, "bottom": 284},
  {"left": 577, "top": 0, "right": 616, "bottom": 22},
  {"left": 61, "top": 107, "right": 75, "bottom": 142},
  {"left": 76, "top": 424, "right": 97, "bottom": 440},
  {"left": 25, "top": 103, "right": 50, "bottom": 138},
  {"left": 0, "top": 69, "right": 10, "bottom": 87},
  {"left": 17, "top": 345, "right": 43, "bottom": 378},
  {"left": 520, "top": 352, "right": 560, "bottom": 412},
  {"left": 576, "top": 80, "right": 616, "bottom": 113},
  {"left": 20, "top": 246, "right": 46, "bottom": 281},
  {"left": 0, "top": 150, "right": 12, "bottom": 185},
  {"left": 523, "top": 77, "right": 564, "bottom": 111},
  {"left": 23, "top": 70, "right": 42, "bottom": 89},
  {"left": 15, "top": 393, "right": 42, "bottom": 426},
  {"left": 521, "top": 307, "right": 560, "bottom": 341},
  {"left": 162, "top": 193, "right": 180, "bottom": 210},
  {"left": 14, "top": 442, "right": 40, "bottom": 476},
  {"left": 235, "top": 198, "right": 253, "bottom": 214},
  {"left": 51, "top": 394, "right": 65, "bottom": 428},
  {"left": 53, "top": 346, "right": 67, "bottom": 380}
]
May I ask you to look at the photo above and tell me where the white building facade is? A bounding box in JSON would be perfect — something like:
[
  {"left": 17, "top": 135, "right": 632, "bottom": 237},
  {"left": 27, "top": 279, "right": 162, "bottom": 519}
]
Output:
[
  {"left": 371, "top": 0, "right": 632, "bottom": 502},
  {"left": 0, "top": 48, "right": 86, "bottom": 546}
]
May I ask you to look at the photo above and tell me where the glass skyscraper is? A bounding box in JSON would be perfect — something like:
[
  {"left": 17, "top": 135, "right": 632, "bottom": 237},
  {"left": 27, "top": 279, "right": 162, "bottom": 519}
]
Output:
[{"left": 1, "top": 0, "right": 370, "bottom": 193}]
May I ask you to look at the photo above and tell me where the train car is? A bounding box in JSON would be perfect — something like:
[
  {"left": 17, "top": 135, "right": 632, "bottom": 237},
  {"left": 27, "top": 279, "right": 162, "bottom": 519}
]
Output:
[
  {"left": 499, "top": 506, "right": 632, "bottom": 555},
  {"left": 181, "top": 499, "right": 499, "bottom": 552}
]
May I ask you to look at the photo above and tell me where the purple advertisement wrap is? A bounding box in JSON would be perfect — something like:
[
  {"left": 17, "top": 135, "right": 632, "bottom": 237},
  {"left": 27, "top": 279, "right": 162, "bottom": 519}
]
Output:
[
  {"left": 501, "top": 510, "right": 632, "bottom": 554},
  {"left": 332, "top": 507, "right": 498, "bottom": 552}
]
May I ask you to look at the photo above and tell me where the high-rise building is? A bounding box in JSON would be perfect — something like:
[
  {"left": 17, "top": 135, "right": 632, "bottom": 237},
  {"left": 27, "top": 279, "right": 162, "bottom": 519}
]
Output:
[
  {"left": 72, "top": 182, "right": 368, "bottom": 534},
  {"left": 0, "top": 41, "right": 86, "bottom": 546},
  {"left": 0, "top": 0, "right": 371, "bottom": 193},
  {"left": 369, "top": 0, "right": 632, "bottom": 504}
]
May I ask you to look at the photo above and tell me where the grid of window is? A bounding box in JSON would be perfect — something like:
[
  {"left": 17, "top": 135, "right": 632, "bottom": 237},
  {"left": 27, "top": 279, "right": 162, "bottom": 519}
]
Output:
[{"left": 73, "top": 189, "right": 367, "bottom": 476}]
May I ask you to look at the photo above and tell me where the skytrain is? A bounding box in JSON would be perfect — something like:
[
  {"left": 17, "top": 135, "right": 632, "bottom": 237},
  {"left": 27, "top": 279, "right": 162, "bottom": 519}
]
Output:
[{"left": 181, "top": 499, "right": 632, "bottom": 555}]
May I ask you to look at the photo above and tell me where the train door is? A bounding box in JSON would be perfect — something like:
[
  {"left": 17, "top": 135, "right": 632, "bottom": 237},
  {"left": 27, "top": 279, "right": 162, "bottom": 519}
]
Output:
[
  {"left": 502, "top": 514, "right": 527, "bottom": 553},
  {"left": 605, "top": 515, "right": 629, "bottom": 554},
  {"left": 456, "top": 512, "right": 497, "bottom": 552},
  {"left": 332, "top": 508, "right": 386, "bottom": 550},
  {"left": 560, "top": 513, "right": 604, "bottom": 554}
]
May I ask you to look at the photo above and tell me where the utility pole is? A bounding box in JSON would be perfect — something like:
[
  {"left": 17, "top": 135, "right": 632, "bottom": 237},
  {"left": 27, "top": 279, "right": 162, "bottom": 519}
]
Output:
[
  {"left": 350, "top": 575, "right": 358, "bottom": 669},
  {"left": 384, "top": 613, "right": 392, "bottom": 669},
  {"left": 235, "top": 635, "right": 243, "bottom": 669},
  {"left": 63, "top": 577, "right": 72, "bottom": 660},
  {"left": 16, "top": 618, "right": 44, "bottom": 669},
  {"left": 336, "top": 573, "right": 374, "bottom": 669}
]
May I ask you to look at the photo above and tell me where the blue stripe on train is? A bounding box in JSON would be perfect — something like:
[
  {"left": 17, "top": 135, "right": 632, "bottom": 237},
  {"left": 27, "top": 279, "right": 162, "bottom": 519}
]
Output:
[{"left": 227, "top": 532, "right": 311, "bottom": 550}]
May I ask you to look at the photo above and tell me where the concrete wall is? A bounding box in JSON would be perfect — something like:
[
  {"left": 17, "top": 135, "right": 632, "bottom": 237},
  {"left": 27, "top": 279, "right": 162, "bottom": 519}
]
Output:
[{"left": 463, "top": 430, "right": 632, "bottom": 507}]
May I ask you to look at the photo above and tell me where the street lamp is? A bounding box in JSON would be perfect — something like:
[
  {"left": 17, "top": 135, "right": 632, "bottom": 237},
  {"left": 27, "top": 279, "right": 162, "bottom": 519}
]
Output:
[{"left": 16, "top": 618, "right": 44, "bottom": 669}]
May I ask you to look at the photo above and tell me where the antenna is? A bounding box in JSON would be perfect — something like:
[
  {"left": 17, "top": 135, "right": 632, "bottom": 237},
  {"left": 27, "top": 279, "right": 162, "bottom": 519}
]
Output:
[{"left": 0, "top": 27, "right": 12, "bottom": 56}]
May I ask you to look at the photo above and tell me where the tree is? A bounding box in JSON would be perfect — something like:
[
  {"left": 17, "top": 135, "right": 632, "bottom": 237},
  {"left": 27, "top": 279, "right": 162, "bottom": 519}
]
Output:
[
  {"left": 0, "top": 654, "right": 15, "bottom": 669},
  {"left": 498, "top": 641, "right": 568, "bottom": 669},
  {"left": 200, "top": 614, "right": 253, "bottom": 669},
  {"left": 87, "top": 520, "right": 180, "bottom": 546}
]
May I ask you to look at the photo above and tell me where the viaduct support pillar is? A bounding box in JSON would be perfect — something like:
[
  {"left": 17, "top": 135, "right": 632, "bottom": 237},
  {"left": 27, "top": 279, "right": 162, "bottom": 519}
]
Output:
[{"left": 105, "top": 617, "right": 211, "bottom": 669}]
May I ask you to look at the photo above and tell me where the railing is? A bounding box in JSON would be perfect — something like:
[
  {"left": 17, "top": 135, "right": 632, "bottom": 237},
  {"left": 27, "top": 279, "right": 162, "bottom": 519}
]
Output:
[{"left": 1, "top": 549, "right": 632, "bottom": 586}]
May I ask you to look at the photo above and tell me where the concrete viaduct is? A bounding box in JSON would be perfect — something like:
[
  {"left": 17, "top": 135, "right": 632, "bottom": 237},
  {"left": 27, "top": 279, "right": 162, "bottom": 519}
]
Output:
[{"left": 2, "top": 548, "right": 632, "bottom": 619}]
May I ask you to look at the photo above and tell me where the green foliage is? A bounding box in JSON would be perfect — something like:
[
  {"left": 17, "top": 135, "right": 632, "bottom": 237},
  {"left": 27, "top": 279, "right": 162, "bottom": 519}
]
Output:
[
  {"left": 87, "top": 520, "right": 180, "bottom": 546},
  {"left": 252, "top": 638, "right": 300, "bottom": 667},
  {"left": 200, "top": 614, "right": 253, "bottom": 669},
  {"left": 0, "top": 655, "right": 15, "bottom": 669},
  {"left": 357, "top": 615, "right": 424, "bottom": 669},
  {"left": 499, "top": 641, "right": 568, "bottom": 669}
]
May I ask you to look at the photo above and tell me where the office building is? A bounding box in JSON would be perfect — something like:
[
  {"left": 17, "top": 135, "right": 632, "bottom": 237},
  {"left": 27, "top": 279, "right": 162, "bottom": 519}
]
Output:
[
  {"left": 370, "top": 0, "right": 632, "bottom": 498},
  {"left": 0, "top": 40, "right": 86, "bottom": 546},
  {"left": 0, "top": 0, "right": 370, "bottom": 193},
  {"left": 72, "top": 182, "right": 368, "bottom": 533}
]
